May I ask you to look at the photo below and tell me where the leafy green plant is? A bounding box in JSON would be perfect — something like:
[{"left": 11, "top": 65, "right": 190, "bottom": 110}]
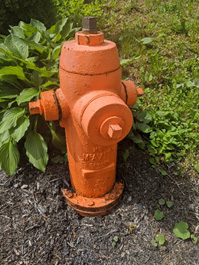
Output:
[
  {"left": 112, "top": 236, "right": 119, "bottom": 247},
  {"left": 154, "top": 209, "right": 164, "bottom": 221},
  {"left": 0, "top": 18, "right": 76, "bottom": 175},
  {"left": 0, "top": 0, "right": 59, "bottom": 34},
  {"left": 173, "top": 221, "right": 191, "bottom": 240},
  {"left": 151, "top": 235, "right": 165, "bottom": 247}
]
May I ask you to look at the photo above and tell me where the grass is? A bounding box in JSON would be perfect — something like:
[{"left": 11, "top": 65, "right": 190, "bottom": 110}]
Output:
[{"left": 99, "top": 0, "right": 199, "bottom": 175}]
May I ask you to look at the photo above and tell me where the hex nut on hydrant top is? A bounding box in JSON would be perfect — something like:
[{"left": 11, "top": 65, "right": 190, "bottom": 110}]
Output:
[{"left": 29, "top": 17, "right": 143, "bottom": 216}]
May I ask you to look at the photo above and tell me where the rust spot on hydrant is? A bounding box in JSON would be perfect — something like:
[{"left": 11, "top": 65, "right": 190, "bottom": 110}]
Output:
[{"left": 28, "top": 17, "right": 143, "bottom": 217}]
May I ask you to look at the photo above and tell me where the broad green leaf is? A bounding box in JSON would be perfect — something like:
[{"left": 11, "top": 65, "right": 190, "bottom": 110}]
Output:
[
  {"left": 61, "top": 22, "right": 74, "bottom": 39},
  {"left": 16, "top": 87, "right": 39, "bottom": 105},
  {"left": 141, "top": 37, "right": 154, "bottom": 44},
  {"left": 0, "top": 85, "right": 19, "bottom": 99},
  {"left": 25, "top": 131, "right": 48, "bottom": 172},
  {"left": 155, "top": 235, "right": 165, "bottom": 245},
  {"left": 10, "top": 26, "right": 25, "bottom": 38},
  {"left": 52, "top": 45, "right": 62, "bottom": 60},
  {"left": 28, "top": 32, "right": 41, "bottom": 43},
  {"left": 0, "top": 107, "right": 25, "bottom": 134},
  {"left": 18, "top": 21, "right": 37, "bottom": 36},
  {"left": 5, "top": 34, "right": 29, "bottom": 59},
  {"left": 0, "top": 130, "right": 10, "bottom": 143},
  {"left": 22, "top": 39, "right": 45, "bottom": 53},
  {"left": 166, "top": 200, "right": 173, "bottom": 208},
  {"left": 0, "top": 66, "right": 26, "bottom": 81},
  {"left": 158, "top": 198, "right": 165, "bottom": 206},
  {"left": 154, "top": 209, "right": 164, "bottom": 221},
  {"left": 0, "top": 140, "right": 20, "bottom": 175},
  {"left": 30, "top": 19, "right": 46, "bottom": 33},
  {"left": 136, "top": 122, "right": 152, "bottom": 133},
  {"left": 11, "top": 116, "right": 30, "bottom": 142},
  {"left": 173, "top": 221, "right": 191, "bottom": 240},
  {"left": 49, "top": 18, "right": 68, "bottom": 34}
]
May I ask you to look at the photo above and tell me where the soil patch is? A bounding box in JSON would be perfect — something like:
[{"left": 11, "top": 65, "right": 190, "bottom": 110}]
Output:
[{"left": 0, "top": 144, "right": 199, "bottom": 265}]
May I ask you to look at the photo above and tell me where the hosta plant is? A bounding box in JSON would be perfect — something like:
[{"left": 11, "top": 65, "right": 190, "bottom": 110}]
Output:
[{"left": 0, "top": 18, "right": 77, "bottom": 175}]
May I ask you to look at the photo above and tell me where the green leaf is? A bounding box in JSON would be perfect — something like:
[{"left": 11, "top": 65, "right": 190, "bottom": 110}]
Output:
[
  {"left": 49, "top": 18, "right": 68, "bottom": 35},
  {"left": 151, "top": 239, "right": 158, "bottom": 247},
  {"left": 194, "top": 162, "right": 199, "bottom": 173},
  {"left": 52, "top": 45, "right": 62, "bottom": 60},
  {"left": 30, "top": 19, "right": 46, "bottom": 33},
  {"left": 5, "top": 34, "right": 29, "bottom": 59},
  {"left": 120, "top": 58, "right": 132, "bottom": 66},
  {"left": 22, "top": 39, "right": 45, "bottom": 53},
  {"left": 0, "top": 140, "right": 20, "bottom": 175},
  {"left": 25, "top": 131, "right": 48, "bottom": 172},
  {"left": 136, "top": 111, "right": 152, "bottom": 124},
  {"left": 16, "top": 87, "right": 39, "bottom": 105},
  {"left": 113, "top": 236, "right": 119, "bottom": 242},
  {"left": 173, "top": 221, "right": 191, "bottom": 240},
  {"left": 61, "top": 22, "right": 74, "bottom": 39},
  {"left": 136, "top": 122, "right": 152, "bottom": 133},
  {"left": 128, "top": 131, "right": 144, "bottom": 144},
  {"left": 11, "top": 116, "right": 30, "bottom": 142},
  {"left": 155, "top": 235, "right": 165, "bottom": 245},
  {"left": 50, "top": 129, "right": 66, "bottom": 152},
  {"left": 141, "top": 37, "right": 153, "bottom": 44},
  {"left": 28, "top": 32, "right": 41, "bottom": 43},
  {"left": 0, "top": 85, "right": 19, "bottom": 99},
  {"left": 159, "top": 198, "right": 165, "bottom": 206},
  {"left": 122, "top": 149, "right": 129, "bottom": 162},
  {"left": 158, "top": 168, "right": 167, "bottom": 176},
  {"left": 166, "top": 200, "right": 173, "bottom": 208},
  {"left": 0, "top": 66, "right": 27, "bottom": 81},
  {"left": 10, "top": 26, "right": 25, "bottom": 38},
  {"left": 154, "top": 209, "right": 164, "bottom": 221},
  {"left": 0, "top": 107, "right": 25, "bottom": 134}
]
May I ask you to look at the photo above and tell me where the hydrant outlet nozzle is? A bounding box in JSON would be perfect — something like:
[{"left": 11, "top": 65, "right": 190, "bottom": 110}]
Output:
[{"left": 29, "top": 100, "right": 43, "bottom": 115}]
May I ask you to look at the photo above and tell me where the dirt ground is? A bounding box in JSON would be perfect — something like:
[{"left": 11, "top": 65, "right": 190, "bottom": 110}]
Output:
[{"left": 0, "top": 143, "right": 199, "bottom": 265}]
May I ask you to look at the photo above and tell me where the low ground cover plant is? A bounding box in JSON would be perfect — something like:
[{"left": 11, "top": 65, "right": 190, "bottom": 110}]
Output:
[{"left": 101, "top": 0, "right": 199, "bottom": 173}]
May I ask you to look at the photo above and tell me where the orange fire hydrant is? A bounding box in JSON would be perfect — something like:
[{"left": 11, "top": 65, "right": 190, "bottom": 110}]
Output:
[{"left": 29, "top": 17, "right": 143, "bottom": 216}]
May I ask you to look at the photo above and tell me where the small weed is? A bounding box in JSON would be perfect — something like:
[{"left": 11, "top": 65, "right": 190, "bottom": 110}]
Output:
[
  {"left": 112, "top": 236, "right": 119, "bottom": 247},
  {"left": 151, "top": 235, "right": 165, "bottom": 247},
  {"left": 154, "top": 209, "right": 164, "bottom": 221}
]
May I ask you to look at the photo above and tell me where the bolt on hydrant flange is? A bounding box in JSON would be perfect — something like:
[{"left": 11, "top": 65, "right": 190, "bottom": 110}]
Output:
[{"left": 29, "top": 17, "right": 143, "bottom": 216}]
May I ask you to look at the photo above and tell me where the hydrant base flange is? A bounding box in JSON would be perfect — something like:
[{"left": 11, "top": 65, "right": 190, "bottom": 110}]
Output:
[{"left": 62, "top": 181, "right": 124, "bottom": 217}]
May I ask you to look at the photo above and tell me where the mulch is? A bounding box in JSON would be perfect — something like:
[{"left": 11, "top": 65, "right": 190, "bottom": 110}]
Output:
[{"left": 0, "top": 143, "right": 199, "bottom": 265}]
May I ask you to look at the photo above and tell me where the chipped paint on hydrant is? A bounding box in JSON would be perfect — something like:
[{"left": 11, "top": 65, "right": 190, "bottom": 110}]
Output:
[{"left": 29, "top": 17, "right": 143, "bottom": 216}]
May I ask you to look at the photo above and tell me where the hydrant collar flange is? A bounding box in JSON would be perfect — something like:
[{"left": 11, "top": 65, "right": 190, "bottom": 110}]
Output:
[{"left": 62, "top": 181, "right": 124, "bottom": 217}]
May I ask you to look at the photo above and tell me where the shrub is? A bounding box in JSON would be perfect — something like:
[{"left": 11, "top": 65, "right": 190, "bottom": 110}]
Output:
[
  {"left": 0, "top": 0, "right": 58, "bottom": 35},
  {"left": 0, "top": 18, "right": 77, "bottom": 175}
]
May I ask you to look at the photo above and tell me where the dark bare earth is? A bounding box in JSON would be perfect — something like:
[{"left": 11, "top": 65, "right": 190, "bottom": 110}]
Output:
[{"left": 1, "top": 143, "right": 199, "bottom": 265}]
